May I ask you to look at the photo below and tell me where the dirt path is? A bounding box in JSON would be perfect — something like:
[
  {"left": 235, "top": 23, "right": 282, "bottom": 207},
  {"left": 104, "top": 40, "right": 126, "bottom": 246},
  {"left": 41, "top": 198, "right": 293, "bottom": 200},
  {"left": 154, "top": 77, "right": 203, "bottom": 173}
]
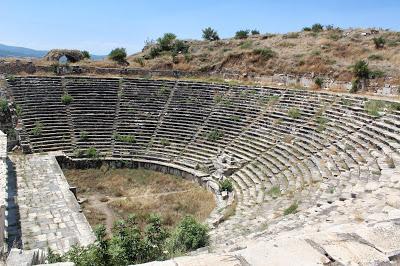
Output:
[{"left": 87, "top": 194, "right": 117, "bottom": 233}]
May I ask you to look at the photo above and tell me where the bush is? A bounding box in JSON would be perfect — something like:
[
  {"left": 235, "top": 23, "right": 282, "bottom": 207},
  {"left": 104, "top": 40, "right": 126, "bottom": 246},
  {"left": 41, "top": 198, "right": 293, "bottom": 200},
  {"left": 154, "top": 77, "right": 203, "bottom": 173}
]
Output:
[
  {"left": 61, "top": 93, "right": 73, "bottom": 105},
  {"left": 302, "top": 27, "right": 311, "bottom": 31},
  {"left": 80, "top": 131, "right": 89, "bottom": 141},
  {"left": 368, "top": 54, "right": 383, "bottom": 60},
  {"left": 173, "top": 216, "right": 209, "bottom": 252},
  {"left": 86, "top": 147, "right": 100, "bottom": 158},
  {"left": 235, "top": 30, "right": 250, "bottom": 39},
  {"left": 147, "top": 46, "right": 161, "bottom": 59},
  {"left": 31, "top": 121, "right": 43, "bottom": 136},
  {"left": 114, "top": 134, "right": 136, "bottom": 143},
  {"left": 369, "top": 70, "right": 385, "bottom": 79},
  {"left": 157, "top": 33, "right": 177, "bottom": 51},
  {"left": 219, "top": 179, "right": 233, "bottom": 192},
  {"left": 284, "top": 202, "right": 298, "bottom": 215},
  {"left": 0, "top": 98, "right": 7, "bottom": 113},
  {"left": 109, "top": 48, "right": 127, "bottom": 64},
  {"left": 47, "top": 214, "right": 209, "bottom": 265},
  {"left": 283, "top": 32, "right": 299, "bottom": 39},
  {"left": 353, "top": 60, "right": 370, "bottom": 79},
  {"left": 288, "top": 108, "right": 301, "bottom": 119},
  {"left": 15, "top": 104, "right": 22, "bottom": 117},
  {"left": 253, "top": 48, "right": 275, "bottom": 61},
  {"left": 160, "top": 138, "right": 170, "bottom": 146},
  {"left": 202, "top": 27, "right": 220, "bottom": 41},
  {"left": 268, "top": 186, "right": 281, "bottom": 198},
  {"left": 81, "top": 50, "right": 90, "bottom": 59},
  {"left": 311, "top": 23, "right": 324, "bottom": 32},
  {"left": 314, "top": 77, "right": 323, "bottom": 88},
  {"left": 206, "top": 129, "right": 224, "bottom": 141},
  {"left": 364, "top": 100, "right": 385, "bottom": 117},
  {"left": 373, "top": 36, "right": 386, "bottom": 49},
  {"left": 172, "top": 40, "right": 189, "bottom": 55},
  {"left": 251, "top": 29, "right": 260, "bottom": 35}
]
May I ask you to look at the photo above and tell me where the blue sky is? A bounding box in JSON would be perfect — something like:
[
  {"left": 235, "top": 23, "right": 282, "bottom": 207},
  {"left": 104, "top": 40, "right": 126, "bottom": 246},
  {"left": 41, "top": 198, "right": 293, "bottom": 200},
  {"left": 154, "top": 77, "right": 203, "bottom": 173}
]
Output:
[{"left": 0, "top": 0, "right": 399, "bottom": 55}]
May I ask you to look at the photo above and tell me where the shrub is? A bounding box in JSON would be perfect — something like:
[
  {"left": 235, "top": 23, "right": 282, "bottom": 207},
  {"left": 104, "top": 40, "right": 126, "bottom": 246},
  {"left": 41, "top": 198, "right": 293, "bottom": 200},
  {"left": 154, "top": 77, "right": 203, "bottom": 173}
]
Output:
[
  {"left": 15, "top": 104, "right": 22, "bottom": 117},
  {"left": 31, "top": 121, "right": 43, "bottom": 136},
  {"left": 353, "top": 60, "right": 370, "bottom": 79},
  {"left": 284, "top": 32, "right": 299, "bottom": 39},
  {"left": 86, "top": 147, "right": 100, "bottom": 158},
  {"left": 284, "top": 202, "right": 298, "bottom": 215},
  {"left": 373, "top": 36, "right": 386, "bottom": 49},
  {"left": 109, "top": 48, "right": 127, "bottom": 64},
  {"left": 251, "top": 29, "right": 260, "bottom": 35},
  {"left": 157, "top": 33, "right": 177, "bottom": 51},
  {"left": 173, "top": 215, "right": 209, "bottom": 252},
  {"left": 61, "top": 93, "right": 73, "bottom": 105},
  {"left": 133, "top": 57, "right": 145, "bottom": 67},
  {"left": 219, "top": 179, "right": 233, "bottom": 192},
  {"left": 0, "top": 98, "right": 7, "bottom": 113},
  {"left": 81, "top": 50, "right": 90, "bottom": 59},
  {"left": 315, "top": 116, "right": 328, "bottom": 132},
  {"left": 202, "top": 27, "right": 220, "bottom": 41},
  {"left": 114, "top": 134, "right": 136, "bottom": 143},
  {"left": 311, "top": 23, "right": 324, "bottom": 32},
  {"left": 172, "top": 40, "right": 189, "bottom": 55},
  {"left": 369, "top": 70, "right": 385, "bottom": 79},
  {"left": 390, "top": 102, "right": 400, "bottom": 111},
  {"left": 240, "top": 40, "right": 253, "bottom": 49},
  {"left": 80, "top": 131, "right": 89, "bottom": 141},
  {"left": 268, "top": 186, "right": 281, "bottom": 198},
  {"left": 364, "top": 100, "right": 385, "bottom": 117},
  {"left": 206, "top": 129, "right": 224, "bottom": 141},
  {"left": 253, "top": 48, "right": 275, "bottom": 61},
  {"left": 350, "top": 78, "right": 361, "bottom": 93},
  {"left": 160, "top": 138, "right": 170, "bottom": 146},
  {"left": 147, "top": 46, "right": 161, "bottom": 59},
  {"left": 314, "top": 77, "right": 323, "bottom": 88},
  {"left": 325, "top": 24, "right": 334, "bottom": 30},
  {"left": 368, "top": 54, "right": 383, "bottom": 60},
  {"left": 288, "top": 108, "right": 301, "bottom": 119},
  {"left": 302, "top": 27, "right": 311, "bottom": 31},
  {"left": 235, "top": 30, "right": 250, "bottom": 39}
]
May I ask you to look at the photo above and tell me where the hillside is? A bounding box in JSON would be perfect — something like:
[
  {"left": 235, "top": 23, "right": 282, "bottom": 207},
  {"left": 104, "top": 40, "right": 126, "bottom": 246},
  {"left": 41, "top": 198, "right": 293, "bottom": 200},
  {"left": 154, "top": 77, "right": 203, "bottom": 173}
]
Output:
[
  {"left": 127, "top": 28, "right": 400, "bottom": 85},
  {"left": 0, "top": 43, "right": 106, "bottom": 60},
  {"left": 0, "top": 43, "right": 47, "bottom": 58}
]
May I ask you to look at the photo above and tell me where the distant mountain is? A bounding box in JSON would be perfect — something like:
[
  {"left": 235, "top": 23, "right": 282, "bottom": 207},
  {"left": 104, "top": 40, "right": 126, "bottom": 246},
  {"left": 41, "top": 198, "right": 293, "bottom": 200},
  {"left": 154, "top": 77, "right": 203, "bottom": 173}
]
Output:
[
  {"left": 0, "top": 43, "right": 47, "bottom": 58},
  {"left": 0, "top": 43, "right": 105, "bottom": 60}
]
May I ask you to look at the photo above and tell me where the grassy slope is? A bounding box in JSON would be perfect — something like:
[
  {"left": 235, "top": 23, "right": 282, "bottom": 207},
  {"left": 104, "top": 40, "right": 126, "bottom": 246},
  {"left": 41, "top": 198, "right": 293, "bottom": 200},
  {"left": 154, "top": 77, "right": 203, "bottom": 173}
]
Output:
[{"left": 127, "top": 28, "right": 400, "bottom": 84}]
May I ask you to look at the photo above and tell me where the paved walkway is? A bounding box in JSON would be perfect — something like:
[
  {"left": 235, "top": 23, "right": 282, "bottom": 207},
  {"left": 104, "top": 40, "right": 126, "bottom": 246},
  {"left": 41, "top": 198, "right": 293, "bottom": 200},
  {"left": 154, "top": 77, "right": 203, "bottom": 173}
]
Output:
[{"left": 9, "top": 153, "right": 95, "bottom": 253}]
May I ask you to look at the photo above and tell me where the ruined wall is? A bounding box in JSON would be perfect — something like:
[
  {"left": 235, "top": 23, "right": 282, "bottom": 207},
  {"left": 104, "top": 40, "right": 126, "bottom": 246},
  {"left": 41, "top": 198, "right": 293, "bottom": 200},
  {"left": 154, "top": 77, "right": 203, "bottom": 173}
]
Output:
[{"left": 0, "top": 131, "right": 7, "bottom": 254}]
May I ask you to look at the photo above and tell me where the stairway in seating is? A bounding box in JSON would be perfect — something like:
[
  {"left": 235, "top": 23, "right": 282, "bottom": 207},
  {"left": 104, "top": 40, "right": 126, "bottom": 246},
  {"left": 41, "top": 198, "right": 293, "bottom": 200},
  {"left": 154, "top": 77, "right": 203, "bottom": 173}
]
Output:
[
  {"left": 61, "top": 77, "right": 77, "bottom": 152},
  {"left": 111, "top": 78, "right": 123, "bottom": 155},
  {"left": 145, "top": 81, "right": 178, "bottom": 154}
]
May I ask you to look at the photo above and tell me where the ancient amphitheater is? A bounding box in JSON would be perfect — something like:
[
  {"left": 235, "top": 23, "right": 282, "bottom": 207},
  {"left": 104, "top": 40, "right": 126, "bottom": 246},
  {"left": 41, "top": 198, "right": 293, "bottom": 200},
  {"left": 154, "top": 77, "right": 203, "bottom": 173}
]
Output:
[{"left": 1, "top": 76, "right": 400, "bottom": 265}]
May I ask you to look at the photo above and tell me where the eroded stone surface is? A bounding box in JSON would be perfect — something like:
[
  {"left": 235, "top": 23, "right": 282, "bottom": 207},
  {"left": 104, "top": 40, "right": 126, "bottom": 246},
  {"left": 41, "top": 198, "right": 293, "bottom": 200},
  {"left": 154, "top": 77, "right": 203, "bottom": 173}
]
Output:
[{"left": 9, "top": 154, "right": 95, "bottom": 253}]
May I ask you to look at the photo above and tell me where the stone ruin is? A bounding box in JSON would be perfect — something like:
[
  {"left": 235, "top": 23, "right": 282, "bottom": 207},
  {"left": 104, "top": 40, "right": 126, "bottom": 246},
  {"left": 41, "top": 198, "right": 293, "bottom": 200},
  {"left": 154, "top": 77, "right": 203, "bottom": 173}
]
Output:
[
  {"left": 1, "top": 76, "right": 400, "bottom": 265},
  {"left": 44, "top": 49, "right": 85, "bottom": 63}
]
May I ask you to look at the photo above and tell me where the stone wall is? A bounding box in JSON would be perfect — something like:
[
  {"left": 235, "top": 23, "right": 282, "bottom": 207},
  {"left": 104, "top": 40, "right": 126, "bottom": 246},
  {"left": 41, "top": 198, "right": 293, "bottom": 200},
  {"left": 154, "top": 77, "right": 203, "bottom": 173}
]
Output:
[
  {"left": 1, "top": 61, "right": 399, "bottom": 96},
  {"left": 0, "top": 131, "right": 7, "bottom": 255}
]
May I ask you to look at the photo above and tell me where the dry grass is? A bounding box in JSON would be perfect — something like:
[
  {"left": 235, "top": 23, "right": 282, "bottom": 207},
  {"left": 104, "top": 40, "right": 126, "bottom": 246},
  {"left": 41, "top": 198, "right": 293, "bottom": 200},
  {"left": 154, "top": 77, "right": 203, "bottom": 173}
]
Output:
[{"left": 64, "top": 168, "right": 216, "bottom": 228}]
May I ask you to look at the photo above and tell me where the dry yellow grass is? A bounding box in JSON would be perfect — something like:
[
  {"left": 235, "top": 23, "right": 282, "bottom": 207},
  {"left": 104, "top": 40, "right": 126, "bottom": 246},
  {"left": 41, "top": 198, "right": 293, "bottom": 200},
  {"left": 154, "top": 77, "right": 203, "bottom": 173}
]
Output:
[{"left": 64, "top": 168, "right": 216, "bottom": 229}]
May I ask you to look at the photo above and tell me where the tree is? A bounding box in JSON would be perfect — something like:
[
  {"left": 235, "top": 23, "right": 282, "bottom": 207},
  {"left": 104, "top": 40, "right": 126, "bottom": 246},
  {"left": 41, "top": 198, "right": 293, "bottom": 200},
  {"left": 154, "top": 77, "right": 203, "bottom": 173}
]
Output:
[
  {"left": 81, "top": 50, "right": 90, "bottom": 59},
  {"left": 157, "top": 33, "right": 177, "bottom": 51},
  {"left": 251, "top": 29, "right": 260, "bottom": 35},
  {"left": 202, "top": 27, "right": 220, "bottom": 41},
  {"left": 235, "top": 30, "right": 250, "bottom": 39},
  {"left": 174, "top": 216, "right": 209, "bottom": 251},
  {"left": 109, "top": 48, "right": 127, "bottom": 64},
  {"left": 351, "top": 60, "right": 370, "bottom": 93},
  {"left": 311, "top": 23, "right": 324, "bottom": 32}
]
